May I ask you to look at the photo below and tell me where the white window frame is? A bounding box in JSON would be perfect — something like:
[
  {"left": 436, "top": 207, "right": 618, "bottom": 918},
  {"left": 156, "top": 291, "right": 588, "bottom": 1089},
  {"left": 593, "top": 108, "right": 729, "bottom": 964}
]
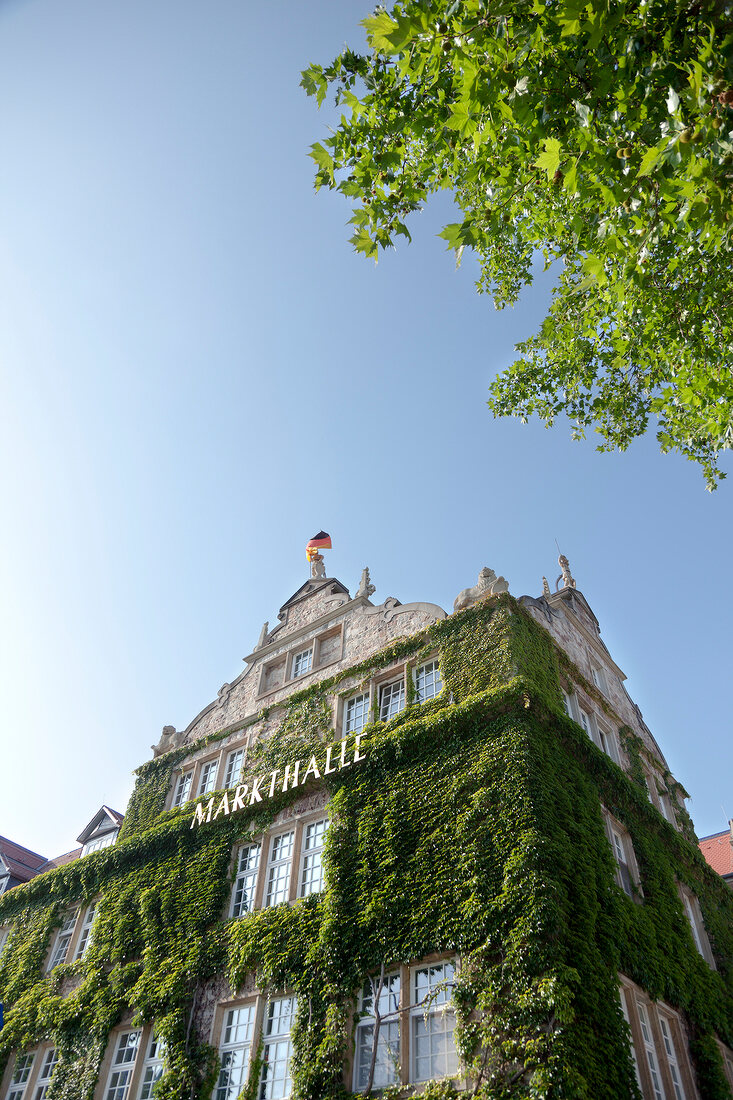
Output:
[
  {"left": 353, "top": 971, "right": 401, "bottom": 1092},
  {"left": 409, "top": 960, "right": 458, "bottom": 1083},
  {"left": 590, "top": 663, "right": 608, "bottom": 695},
  {"left": 679, "top": 887, "right": 713, "bottom": 964},
  {"left": 82, "top": 831, "right": 118, "bottom": 856},
  {"left": 33, "top": 1048, "right": 59, "bottom": 1100},
  {"left": 197, "top": 759, "right": 219, "bottom": 797},
  {"left": 224, "top": 748, "right": 245, "bottom": 789},
  {"left": 414, "top": 660, "right": 443, "bottom": 704},
  {"left": 0, "top": 926, "right": 9, "bottom": 957},
  {"left": 658, "top": 1012, "right": 686, "bottom": 1100},
  {"left": 74, "top": 903, "right": 97, "bottom": 961},
  {"left": 103, "top": 1030, "right": 142, "bottom": 1100},
  {"left": 6, "top": 1053, "right": 35, "bottom": 1100},
  {"left": 264, "top": 832, "right": 294, "bottom": 908},
  {"left": 259, "top": 996, "right": 296, "bottom": 1100},
  {"left": 230, "top": 842, "right": 262, "bottom": 918},
  {"left": 299, "top": 819, "right": 328, "bottom": 897},
  {"left": 291, "top": 647, "right": 313, "bottom": 680},
  {"left": 47, "top": 911, "right": 78, "bottom": 971},
  {"left": 619, "top": 988, "right": 643, "bottom": 1094},
  {"left": 379, "top": 678, "right": 405, "bottom": 722},
  {"left": 214, "top": 1004, "right": 256, "bottom": 1100},
  {"left": 636, "top": 1000, "right": 665, "bottom": 1100},
  {"left": 136, "top": 1034, "right": 166, "bottom": 1100},
  {"left": 172, "top": 770, "right": 193, "bottom": 808},
  {"left": 344, "top": 692, "right": 371, "bottom": 736}
]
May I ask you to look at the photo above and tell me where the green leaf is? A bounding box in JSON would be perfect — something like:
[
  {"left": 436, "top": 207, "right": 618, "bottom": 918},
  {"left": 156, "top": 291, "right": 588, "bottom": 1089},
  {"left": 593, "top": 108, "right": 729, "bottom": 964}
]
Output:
[
  {"left": 666, "top": 86, "right": 680, "bottom": 114},
  {"left": 535, "top": 138, "right": 561, "bottom": 180}
]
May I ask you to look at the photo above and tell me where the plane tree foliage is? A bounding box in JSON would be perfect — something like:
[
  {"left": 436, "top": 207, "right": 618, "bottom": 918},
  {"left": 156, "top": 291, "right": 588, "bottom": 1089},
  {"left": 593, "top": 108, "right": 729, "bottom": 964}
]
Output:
[{"left": 302, "top": 0, "right": 733, "bottom": 487}]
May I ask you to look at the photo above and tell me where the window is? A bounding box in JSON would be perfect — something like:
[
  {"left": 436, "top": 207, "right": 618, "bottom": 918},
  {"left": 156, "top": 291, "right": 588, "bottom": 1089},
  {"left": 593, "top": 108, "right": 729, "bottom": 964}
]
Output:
[
  {"left": 562, "top": 691, "right": 574, "bottom": 717},
  {"left": 265, "top": 833, "right": 294, "bottom": 907},
  {"left": 658, "top": 1014, "right": 686, "bottom": 1100},
  {"left": 609, "top": 824, "right": 636, "bottom": 899},
  {"left": 354, "top": 972, "right": 401, "bottom": 1091},
  {"left": 636, "top": 1001, "right": 665, "bottom": 1100},
  {"left": 215, "top": 1006, "right": 255, "bottom": 1100},
  {"left": 137, "top": 1035, "right": 165, "bottom": 1099},
  {"left": 578, "top": 709, "right": 593, "bottom": 740},
  {"left": 82, "top": 831, "right": 118, "bottom": 856},
  {"left": 33, "top": 1049, "right": 58, "bottom": 1100},
  {"left": 6, "top": 1054, "right": 34, "bottom": 1100},
  {"left": 596, "top": 725, "right": 619, "bottom": 764},
  {"left": 198, "top": 760, "right": 219, "bottom": 797},
  {"left": 411, "top": 961, "right": 458, "bottom": 1082},
  {"left": 172, "top": 771, "right": 193, "bottom": 808},
  {"left": 48, "top": 912, "right": 78, "bottom": 971},
  {"left": 291, "top": 648, "right": 313, "bottom": 679},
  {"left": 231, "top": 843, "right": 262, "bottom": 918},
  {"left": 680, "top": 888, "right": 711, "bottom": 962},
  {"left": 299, "top": 819, "right": 327, "bottom": 897},
  {"left": 344, "top": 693, "right": 370, "bottom": 736},
  {"left": 74, "top": 903, "right": 97, "bottom": 961},
  {"left": 104, "top": 1031, "right": 142, "bottom": 1100},
  {"left": 414, "top": 661, "right": 442, "bottom": 703},
  {"left": 0, "top": 926, "right": 9, "bottom": 957},
  {"left": 659, "top": 792, "right": 676, "bottom": 825},
  {"left": 619, "top": 989, "right": 642, "bottom": 1094},
  {"left": 259, "top": 997, "right": 296, "bottom": 1100},
  {"left": 379, "top": 680, "right": 405, "bottom": 722},
  {"left": 224, "top": 748, "right": 245, "bottom": 789},
  {"left": 590, "top": 664, "right": 608, "bottom": 695}
]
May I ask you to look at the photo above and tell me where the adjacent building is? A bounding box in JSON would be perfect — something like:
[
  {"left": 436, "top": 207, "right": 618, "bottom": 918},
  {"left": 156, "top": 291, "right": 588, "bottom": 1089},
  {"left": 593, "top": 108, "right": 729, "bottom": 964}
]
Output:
[
  {"left": 1, "top": 558, "right": 732, "bottom": 1100},
  {"left": 700, "top": 825, "right": 733, "bottom": 888}
]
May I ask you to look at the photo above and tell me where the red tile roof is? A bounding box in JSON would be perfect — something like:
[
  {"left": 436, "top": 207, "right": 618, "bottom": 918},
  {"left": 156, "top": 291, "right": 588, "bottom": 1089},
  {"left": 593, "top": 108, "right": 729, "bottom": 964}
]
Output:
[
  {"left": 0, "top": 835, "right": 49, "bottom": 883},
  {"left": 699, "top": 829, "right": 733, "bottom": 879}
]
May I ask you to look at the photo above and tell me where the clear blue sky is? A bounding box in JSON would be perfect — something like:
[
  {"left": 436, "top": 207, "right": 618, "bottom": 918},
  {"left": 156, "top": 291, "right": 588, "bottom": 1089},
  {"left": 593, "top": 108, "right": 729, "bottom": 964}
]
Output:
[{"left": 0, "top": 0, "right": 730, "bottom": 858}]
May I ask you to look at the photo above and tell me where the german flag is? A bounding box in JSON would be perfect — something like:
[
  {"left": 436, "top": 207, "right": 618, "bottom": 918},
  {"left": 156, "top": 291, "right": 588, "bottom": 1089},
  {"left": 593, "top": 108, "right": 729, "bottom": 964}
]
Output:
[{"left": 306, "top": 531, "right": 332, "bottom": 561}]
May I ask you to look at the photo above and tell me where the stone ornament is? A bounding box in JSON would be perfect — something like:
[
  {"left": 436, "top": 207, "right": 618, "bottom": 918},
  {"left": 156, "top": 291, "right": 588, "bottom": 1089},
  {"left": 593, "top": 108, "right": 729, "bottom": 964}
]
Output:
[
  {"left": 356, "top": 567, "right": 376, "bottom": 599},
  {"left": 453, "top": 567, "right": 509, "bottom": 612},
  {"left": 555, "top": 554, "right": 577, "bottom": 591}
]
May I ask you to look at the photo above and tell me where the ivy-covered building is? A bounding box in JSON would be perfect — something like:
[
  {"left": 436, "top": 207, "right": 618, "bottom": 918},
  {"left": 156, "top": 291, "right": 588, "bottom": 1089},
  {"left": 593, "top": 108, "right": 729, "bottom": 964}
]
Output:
[{"left": 1, "top": 560, "right": 733, "bottom": 1100}]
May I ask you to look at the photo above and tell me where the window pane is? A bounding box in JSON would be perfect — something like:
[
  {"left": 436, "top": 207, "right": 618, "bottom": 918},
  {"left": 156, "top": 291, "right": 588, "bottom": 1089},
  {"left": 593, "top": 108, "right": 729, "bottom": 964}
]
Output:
[
  {"left": 354, "top": 972, "right": 401, "bottom": 1091},
  {"left": 198, "top": 761, "right": 218, "bottom": 796},
  {"left": 411, "top": 963, "right": 457, "bottom": 1083},
  {"left": 345, "top": 693, "right": 370, "bottom": 735},
  {"left": 292, "top": 649, "right": 313, "bottom": 678},
  {"left": 415, "top": 661, "right": 442, "bottom": 703},
  {"left": 265, "top": 833, "right": 294, "bottom": 907},
  {"left": 224, "top": 749, "right": 245, "bottom": 788},
  {"left": 260, "top": 998, "right": 295, "bottom": 1100},
  {"left": 216, "top": 1006, "right": 255, "bottom": 1100},
  {"left": 231, "top": 843, "right": 261, "bottom": 917},
  {"left": 379, "top": 681, "right": 405, "bottom": 721},
  {"left": 300, "top": 820, "right": 327, "bottom": 897}
]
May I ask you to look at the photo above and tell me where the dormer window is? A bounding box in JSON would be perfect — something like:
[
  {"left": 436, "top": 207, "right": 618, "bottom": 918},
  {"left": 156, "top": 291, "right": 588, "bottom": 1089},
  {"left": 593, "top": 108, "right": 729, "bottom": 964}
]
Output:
[{"left": 78, "top": 807, "right": 122, "bottom": 857}]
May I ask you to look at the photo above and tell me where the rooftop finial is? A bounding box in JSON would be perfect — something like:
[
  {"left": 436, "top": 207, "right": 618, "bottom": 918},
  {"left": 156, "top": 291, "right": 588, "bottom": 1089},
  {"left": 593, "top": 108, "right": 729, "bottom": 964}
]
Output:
[
  {"left": 555, "top": 553, "right": 576, "bottom": 591},
  {"left": 542, "top": 576, "right": 551, "bottom": 597},
  {"left": 356, "top": 567, "right": 376, "bottom": 599}
]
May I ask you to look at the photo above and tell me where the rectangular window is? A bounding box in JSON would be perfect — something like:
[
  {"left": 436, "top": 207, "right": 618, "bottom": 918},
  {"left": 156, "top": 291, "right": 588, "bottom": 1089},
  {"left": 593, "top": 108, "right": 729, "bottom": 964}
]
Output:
[
  {"left": 6, "top": 1054, "right": 35, "bottom": 1100},
  {"left": 231, "top": 843, "right": 262, "bottom": 918},
  {"left": 414, "top": 661, "right": 442, "bottom": 703},
  {"left": 591, "top": 665, "right": 608, "bottom": 694},
  {"left": 224, "top": 748, "right": 245, "bottom": 789},
  {"left": 33, "top": 1049, "right": 59, "bottom": 1100},
  {"left": 48, "top": 912, "right": 78, "bottom": 971},
  {"left": 291, "top": 648, "right": 313, "bottom": 679},
  {"left": 0, "top": 927, "right": 9, "bottom": 957},
  {"left": 681, "top": 892, "right": 706, "bottom": 957},
  {"left": 579, "top": 709, "right": 593, "bottom": 740},
  {"left": 611, "top": 828, "right": 634, "bottom": 898},
  {"left": 659, "top": 793, "right": 676, "bottom": 825},
  {"left": 215, "top": 1006, "right": 255, "bottom": 1100},
  {"left": 104, "top": 1030, "right": 142, "bottom": 1100},
  {"left": 344, "top": 693, "right": 370, "bottom": 736},
  {"left": 74, "top": 903, "right": 97, "bottom": 961},
  {"left": 619, "top": 989, "right": 643, "bottom": 1094},
  {"left": 137, "top": 1036, "right": 166, "bottom": 1100},
  {"left": 379, "top": 680, "right": 405, "bottom": 722},
  {"left": 562, "top": 692, "right": 574, "bottom": 718},
  {"left": 636, "top": 1002, "right": 665, "bottom": 1100},
  {"left": 597, "top": 726, "right": 619, "bottom": 764},
  {"left": 198, "top": 760, "right": 219, "bottom": 797},
  {"left": 172, "top": 771, "right": 193, "bottom": 808},
  {"left": 265, "top": 833, "right": 294, "bottom": 907},
  {"left": 410, "top": 961, "right": 458, "bottom": 1082},
  {"left": 299, "top": 820, "right": 327, "bottom": 897},
  {"left": 658, "top": 1016, "right": 686, "bottom": 1100},
  {"left": 354, "top": 972, "right": 401, "bottom": 1091},
  {"left": 259, "top": 997, "right": 296, "bottom": 1100}
]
